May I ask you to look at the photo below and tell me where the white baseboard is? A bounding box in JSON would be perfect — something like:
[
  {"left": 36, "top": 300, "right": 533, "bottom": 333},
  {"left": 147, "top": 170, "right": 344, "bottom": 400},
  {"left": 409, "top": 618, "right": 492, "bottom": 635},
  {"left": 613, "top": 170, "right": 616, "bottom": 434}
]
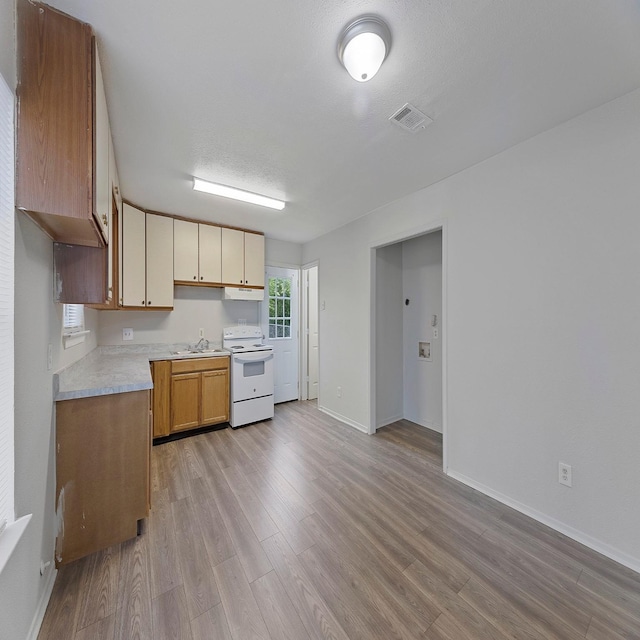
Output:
[
  {"left": 26, "top": 565, "right": 57, "bottom": 640},
  {"left": 376, "top": 414, "right": 403, "bottom": 430},
  {"left": 447, "top": 469, "right": 640, "bottom": 575},
  {"left": 318, "top": 406, "right": 368, "bottom": 434}
]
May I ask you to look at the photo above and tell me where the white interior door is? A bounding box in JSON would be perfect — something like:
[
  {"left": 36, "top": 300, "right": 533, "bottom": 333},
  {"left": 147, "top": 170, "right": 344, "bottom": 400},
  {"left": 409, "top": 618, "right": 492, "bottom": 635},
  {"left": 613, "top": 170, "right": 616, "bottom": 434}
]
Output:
[
  {"left": 261, "top": 266, "right": 299, "bottom": 403},
  {"left": 306, "top": 265, "right": 319, "bottom": 400}
]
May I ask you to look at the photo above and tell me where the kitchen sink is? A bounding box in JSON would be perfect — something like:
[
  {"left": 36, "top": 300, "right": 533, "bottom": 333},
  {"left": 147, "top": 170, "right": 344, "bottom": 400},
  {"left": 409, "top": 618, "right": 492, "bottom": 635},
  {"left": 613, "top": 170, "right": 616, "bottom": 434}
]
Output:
[{"left": 171, "top": 349, "right": 225, "bottom": 356}]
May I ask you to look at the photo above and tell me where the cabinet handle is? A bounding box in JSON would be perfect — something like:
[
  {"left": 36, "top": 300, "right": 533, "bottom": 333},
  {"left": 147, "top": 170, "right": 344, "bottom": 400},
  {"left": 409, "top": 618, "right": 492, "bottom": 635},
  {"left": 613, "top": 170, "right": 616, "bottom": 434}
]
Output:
[
  {"left": 142, "top": 301, "right": 145, "bottom": 305},
  {"left": 148, "top": 301, "right": 151, "bottom": 305},
  {"left": 193, "top": 276, "right": 196, "bottom": 280},
  {"left": 101, "top": 213, "right": 108, "bottom": 226},
  {"left": 200, "top": 276, "right": 203, "bottom": 280}
]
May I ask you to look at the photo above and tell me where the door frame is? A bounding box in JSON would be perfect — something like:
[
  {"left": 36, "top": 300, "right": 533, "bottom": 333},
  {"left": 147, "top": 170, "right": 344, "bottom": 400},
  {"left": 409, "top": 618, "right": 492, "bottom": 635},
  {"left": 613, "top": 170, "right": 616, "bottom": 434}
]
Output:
[
  {"left": 301, "top": 261, "right": 319, "bottom": 402},
  {"left": 369, "top": 220, "right": 448, "bottom": 473}
]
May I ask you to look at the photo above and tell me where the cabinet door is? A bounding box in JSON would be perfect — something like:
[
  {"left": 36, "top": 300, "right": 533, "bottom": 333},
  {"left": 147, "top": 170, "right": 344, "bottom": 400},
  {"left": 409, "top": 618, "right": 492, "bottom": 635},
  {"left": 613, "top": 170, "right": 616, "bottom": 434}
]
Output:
[
  {"left": 202, "top": 369, "right": 229, "bottom": 424},
  {"left": 146, "top": 213, "right": 174, "bottom": 308},
  {"left": 199, "top": 224, "right": 222, "bottom": 283},
  {"left": 121, "top": 204, "right": 146, "bottom": 307},
  {"left": 244, "top": 232, "right": 265, "bottom": 287},
  {"left": 174, "top": 219, "right": 199, "bottom": 282},
  {"left": 151, "top": 361, "right": 171, "bottom": 438},
  {"left": 221, "top": 227, "right": 244, "bottom": 285},
  {"left": 16, "top": 2, "right": 100, "bottom": 247},
  {"left": 94, "top": 46, "right": 110, "bottom": 243},
  {"left": 171, "top": 373, "right": 201, "bottom": 432}
]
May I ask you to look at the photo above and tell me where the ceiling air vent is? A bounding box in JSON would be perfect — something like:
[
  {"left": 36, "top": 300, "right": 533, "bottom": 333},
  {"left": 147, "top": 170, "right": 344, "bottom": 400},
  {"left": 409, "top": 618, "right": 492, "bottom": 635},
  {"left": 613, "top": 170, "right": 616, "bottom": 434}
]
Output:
[{"left": 389, "top": 103, "right": 432, "bottom": 133}]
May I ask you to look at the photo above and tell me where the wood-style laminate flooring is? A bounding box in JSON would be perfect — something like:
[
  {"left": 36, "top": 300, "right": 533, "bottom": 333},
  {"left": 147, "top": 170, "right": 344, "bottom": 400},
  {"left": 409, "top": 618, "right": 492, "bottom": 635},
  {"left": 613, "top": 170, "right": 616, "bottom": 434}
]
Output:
[{"left": 39, "top": 401, "right": 640, "bottom": 639}]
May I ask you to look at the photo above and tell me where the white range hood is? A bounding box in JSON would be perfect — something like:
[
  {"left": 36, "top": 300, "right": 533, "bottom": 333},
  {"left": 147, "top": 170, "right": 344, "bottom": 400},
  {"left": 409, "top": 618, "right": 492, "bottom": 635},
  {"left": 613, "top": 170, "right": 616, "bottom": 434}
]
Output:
[{"left": 223, "top": 287, "right": 264, "bottom": 301}]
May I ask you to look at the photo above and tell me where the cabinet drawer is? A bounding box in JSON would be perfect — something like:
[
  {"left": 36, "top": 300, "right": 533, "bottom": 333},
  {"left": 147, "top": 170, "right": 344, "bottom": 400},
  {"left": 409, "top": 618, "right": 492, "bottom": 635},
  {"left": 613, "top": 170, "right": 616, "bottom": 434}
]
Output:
[{"left": 171, "top": 356, "right": 229, "bottom": 374}]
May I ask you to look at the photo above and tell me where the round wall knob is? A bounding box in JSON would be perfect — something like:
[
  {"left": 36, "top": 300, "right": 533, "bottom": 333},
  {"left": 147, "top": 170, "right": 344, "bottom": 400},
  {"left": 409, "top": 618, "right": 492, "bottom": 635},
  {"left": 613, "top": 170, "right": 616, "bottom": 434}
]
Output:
[
  {"left": 200, "top": 276, "right": 203, "bottom": 280},
  {"left": 193, "top": 276, "right": 196, "bottom": 280},
  {"left": 142, "top": 301, "right": 145, "bottom": 305}
]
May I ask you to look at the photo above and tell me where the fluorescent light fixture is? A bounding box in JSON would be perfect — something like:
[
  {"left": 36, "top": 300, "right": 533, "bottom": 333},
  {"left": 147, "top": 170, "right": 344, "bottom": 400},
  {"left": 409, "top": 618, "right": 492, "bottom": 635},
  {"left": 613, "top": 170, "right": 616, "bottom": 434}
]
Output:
[
  {"left": 193, "top": 178, "right": 285, "bottom": 210},
  {"left": 338, "top": 16, "right": 391, "bottom": 82}
]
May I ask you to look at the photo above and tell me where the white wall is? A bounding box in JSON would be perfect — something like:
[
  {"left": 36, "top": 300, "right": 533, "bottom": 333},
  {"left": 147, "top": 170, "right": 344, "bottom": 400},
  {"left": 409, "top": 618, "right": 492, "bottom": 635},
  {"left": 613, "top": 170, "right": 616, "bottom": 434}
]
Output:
[
  {"left": 1, "top": 212, "right": 99, "bottom": 639},
  {"left": 265, "top": 237, "right": 302, "bottom": 266},
  {"left": 375, "top": 243, "right": 403, "bottom": 428},
  {"left": 2, "top": 3, "right": 100, "bottom": 636},
  {"left": 98, "top": 285, "right": 259, "bottom": 345},
  {"left": 402, "top": 231, "right": 443, "bottom": 432},
  {"left": 304, "top": 89, "right": 640, "bottom": 569}
]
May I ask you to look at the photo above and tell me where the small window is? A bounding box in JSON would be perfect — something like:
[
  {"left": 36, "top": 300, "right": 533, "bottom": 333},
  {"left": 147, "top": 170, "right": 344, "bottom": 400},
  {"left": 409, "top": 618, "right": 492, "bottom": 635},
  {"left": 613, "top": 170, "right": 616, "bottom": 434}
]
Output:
[
  {"left": 268, "top": 276, "right": 292, "bottom": 339},
  {"left": 63, "top": 304, "right": 85, "bottom": 333},
  {"left": 62, "top": 304, "right": 88, "bottom": 348}
]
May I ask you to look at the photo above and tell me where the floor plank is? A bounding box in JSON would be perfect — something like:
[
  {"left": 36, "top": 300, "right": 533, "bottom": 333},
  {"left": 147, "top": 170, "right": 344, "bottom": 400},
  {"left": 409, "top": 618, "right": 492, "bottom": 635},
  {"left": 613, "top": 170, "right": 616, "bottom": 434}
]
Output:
[{"left": 213, "top": 555, "right": 271, "bottom": 640}]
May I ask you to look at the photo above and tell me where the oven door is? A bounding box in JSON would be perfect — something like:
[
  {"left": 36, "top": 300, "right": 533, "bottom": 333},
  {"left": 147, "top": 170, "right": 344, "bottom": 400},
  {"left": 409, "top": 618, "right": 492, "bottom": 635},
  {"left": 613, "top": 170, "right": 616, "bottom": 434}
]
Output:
[{"left": 231, "top": 351, "right": 274, "bottom": 402}]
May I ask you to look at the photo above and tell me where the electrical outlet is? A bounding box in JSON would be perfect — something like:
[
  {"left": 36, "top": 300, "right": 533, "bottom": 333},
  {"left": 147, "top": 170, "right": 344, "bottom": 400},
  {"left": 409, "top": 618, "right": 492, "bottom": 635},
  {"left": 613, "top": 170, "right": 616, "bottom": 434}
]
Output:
[
  {"left": 433, "top": 328, "right": 439, "bottom": 339},
  {"left": 199, "top": 328, "right": 205, "bottom": 338},
  {"left": 337, "top": 386, "right": 342, "bottom": 398},
  {"left": 122, "top": 328, "right": 134, "bottom": 341},
  {"left": 559, "top": 462, "right": 572, "bottom": 487}
]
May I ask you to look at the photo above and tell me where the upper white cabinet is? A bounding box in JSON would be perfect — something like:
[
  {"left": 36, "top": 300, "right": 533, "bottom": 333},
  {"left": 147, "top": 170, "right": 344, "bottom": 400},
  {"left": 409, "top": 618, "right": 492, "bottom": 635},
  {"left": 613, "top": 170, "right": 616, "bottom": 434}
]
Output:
[
  {"left": 221, "top": 229, "right": 264, "bottom": 287},
  {"left": 174, "top": 220, "right": 222, "bottom": 284},
  {"left": 121, "top": 204, "right": 173, "bottom": 309},
  {"left": 244, "top": 231, "right": 265, "bottom": 287},
  {"left": 146, "top": 214, "right": 174, "bottom": 308},
  {"left": 199, "top": 224, "right": 222, "bottom": 283}
]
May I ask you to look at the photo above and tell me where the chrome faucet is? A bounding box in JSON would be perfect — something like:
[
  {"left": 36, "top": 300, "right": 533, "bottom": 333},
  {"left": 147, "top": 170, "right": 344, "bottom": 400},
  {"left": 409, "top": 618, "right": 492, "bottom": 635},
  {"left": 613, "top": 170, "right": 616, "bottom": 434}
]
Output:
[{"left": 189, "top": 337, "right": 210, "bottom": 352}]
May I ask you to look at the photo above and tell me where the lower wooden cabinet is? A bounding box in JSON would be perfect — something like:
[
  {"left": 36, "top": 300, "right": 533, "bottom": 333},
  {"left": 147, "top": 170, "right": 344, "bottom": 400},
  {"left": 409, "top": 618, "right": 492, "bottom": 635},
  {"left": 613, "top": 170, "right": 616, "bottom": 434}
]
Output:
[
  {"left": 55, "top": 390, "right": 151, "bottom": 565},
  {"left": 151, "top": 356, "right": 229, "bottom": 438}
]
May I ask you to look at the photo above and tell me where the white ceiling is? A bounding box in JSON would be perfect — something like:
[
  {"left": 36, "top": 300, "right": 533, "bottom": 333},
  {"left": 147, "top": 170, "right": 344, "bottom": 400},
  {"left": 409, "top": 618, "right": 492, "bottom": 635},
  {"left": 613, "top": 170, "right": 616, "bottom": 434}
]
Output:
[{"left": 45, "top": 0, "right": 640, "bottom": 243}]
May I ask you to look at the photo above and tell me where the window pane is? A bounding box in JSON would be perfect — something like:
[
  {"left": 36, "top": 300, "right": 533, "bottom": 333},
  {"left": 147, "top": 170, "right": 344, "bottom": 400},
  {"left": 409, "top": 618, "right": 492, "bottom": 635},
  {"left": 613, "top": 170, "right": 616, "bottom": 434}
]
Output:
[
  {"left": 269, "top": 324, "right": 276, "bottom": 338},
  {"left": 284, "top": 325, "right": 291, "bottom": 338},
  {"left": 277, "top": 299, "right": 284, "bottom": 317},
  {"left": 277, "top": 324, "right": 284, "bottom": 338},
  {"left": 269, "top": 278, "right": 276, "bottom": 296},
  {"left": 283, "top": 278, "right": 291, "bottom": 297},
  {"left": 284, "top": 298, "right": 290, "bottom": 318},
  {"left": 269, "top": 297, "right": 276, "bottom": 319}
]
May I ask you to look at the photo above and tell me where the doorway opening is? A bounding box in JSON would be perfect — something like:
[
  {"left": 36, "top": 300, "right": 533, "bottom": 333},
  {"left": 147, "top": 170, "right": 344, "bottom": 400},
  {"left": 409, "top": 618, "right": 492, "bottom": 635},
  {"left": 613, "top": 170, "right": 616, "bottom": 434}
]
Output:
[{"left": 372, "top": 227, "right": 445, "bottom": 468}]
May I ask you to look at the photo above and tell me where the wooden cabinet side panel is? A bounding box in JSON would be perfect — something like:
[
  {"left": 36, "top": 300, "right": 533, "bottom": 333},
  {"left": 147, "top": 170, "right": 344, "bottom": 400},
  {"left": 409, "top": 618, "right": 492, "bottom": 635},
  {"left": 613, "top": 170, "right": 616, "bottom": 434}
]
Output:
[
  {"left": 16, "top": 2, "right": 93, "bottom": 220},
  {"left": 174, "top": 219, "right": 199, "bottom": 282},
  {"left": 243, "top": 232, "right": 265, "bottom": 287},
  {"left": 152, "top": 361, "right": 171, "bottom": 438},
  {"left": 221, "top": 227, "right": 244, "bottom": 285},
  {"left": 198, "top": 224, "right": 222, "bottom": 283},
  {"left": 121, "top": 203, "right": 146, "bottom": 307},
  {"left": 202, "top": 369, "right": 229, "bottom": 425},
  {"left": 53, "top": 242, "right": 107, "bottom": 304},
  {"left": 146, "top": 213, "right": 174, "bottom": 308},
  {"left": 94, "top": 44, "right": 110, "bottom": 242},
  {"left": 55, "top": 390, "right": 150, "bottom": 565},
  {"left": 171, "top": 372, "right": 202, "bottom": 432}
]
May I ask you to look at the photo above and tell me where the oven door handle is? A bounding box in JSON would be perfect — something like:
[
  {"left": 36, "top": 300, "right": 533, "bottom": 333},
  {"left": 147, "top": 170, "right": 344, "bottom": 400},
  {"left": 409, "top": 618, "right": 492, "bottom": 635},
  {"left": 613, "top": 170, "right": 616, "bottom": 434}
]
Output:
[{"left": 234, "top": 353, "right": 274, "bottom": 364}]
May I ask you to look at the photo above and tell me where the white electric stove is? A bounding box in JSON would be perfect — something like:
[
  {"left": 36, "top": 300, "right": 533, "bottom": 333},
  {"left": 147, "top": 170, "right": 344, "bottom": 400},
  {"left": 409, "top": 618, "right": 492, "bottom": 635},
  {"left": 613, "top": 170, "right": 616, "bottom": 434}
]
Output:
[{"left": 223, "top": 326, "right": 274, "bottom": 428}]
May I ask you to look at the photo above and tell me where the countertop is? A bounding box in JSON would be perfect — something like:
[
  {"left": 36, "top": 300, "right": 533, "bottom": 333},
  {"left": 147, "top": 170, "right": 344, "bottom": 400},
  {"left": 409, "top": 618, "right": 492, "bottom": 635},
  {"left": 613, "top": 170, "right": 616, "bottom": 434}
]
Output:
[{"left": 54, "top": 344, "right": 230, "bottom": 401}]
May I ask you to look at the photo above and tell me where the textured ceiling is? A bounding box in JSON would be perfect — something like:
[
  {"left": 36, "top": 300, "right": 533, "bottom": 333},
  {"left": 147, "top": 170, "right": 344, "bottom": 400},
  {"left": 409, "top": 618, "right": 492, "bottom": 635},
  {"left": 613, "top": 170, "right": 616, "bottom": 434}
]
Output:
[{"left": 44, "top": 0, "right": 640, "bottom": 243}]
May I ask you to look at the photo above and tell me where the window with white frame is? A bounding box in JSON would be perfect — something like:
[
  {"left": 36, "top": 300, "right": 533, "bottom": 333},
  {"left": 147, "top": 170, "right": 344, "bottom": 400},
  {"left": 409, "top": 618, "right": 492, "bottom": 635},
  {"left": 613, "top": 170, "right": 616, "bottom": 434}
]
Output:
[
  {"left": 63, "top": 304, "right": 85, "bottom": 333},
  {"left": 0, "top": 71, "right": 15, "bottom": 537},
  {"left": 62, "top": 303, "right": 87, "bottom": 348}
]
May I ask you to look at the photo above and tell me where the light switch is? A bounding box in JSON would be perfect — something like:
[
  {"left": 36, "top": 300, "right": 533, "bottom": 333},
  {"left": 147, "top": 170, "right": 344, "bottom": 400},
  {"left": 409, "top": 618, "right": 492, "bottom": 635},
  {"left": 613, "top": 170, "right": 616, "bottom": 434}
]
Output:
[{"left": 123, "top": 328, "right": 134, "bottom": 341}]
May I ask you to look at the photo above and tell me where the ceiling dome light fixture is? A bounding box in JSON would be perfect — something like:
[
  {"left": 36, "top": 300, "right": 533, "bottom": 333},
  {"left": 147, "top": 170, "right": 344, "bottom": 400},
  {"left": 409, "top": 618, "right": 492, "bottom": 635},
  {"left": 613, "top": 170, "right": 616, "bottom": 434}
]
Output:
[{"left": 337, "top": 15, "right": 391, "bottom": 82}]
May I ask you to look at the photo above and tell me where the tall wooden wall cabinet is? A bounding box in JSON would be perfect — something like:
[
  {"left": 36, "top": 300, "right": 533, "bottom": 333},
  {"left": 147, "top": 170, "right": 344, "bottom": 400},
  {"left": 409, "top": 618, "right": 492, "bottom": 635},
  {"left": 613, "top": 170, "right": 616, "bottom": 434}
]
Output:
[{"left": 16, "top": 1, "right": 121, "bottom": 304}]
